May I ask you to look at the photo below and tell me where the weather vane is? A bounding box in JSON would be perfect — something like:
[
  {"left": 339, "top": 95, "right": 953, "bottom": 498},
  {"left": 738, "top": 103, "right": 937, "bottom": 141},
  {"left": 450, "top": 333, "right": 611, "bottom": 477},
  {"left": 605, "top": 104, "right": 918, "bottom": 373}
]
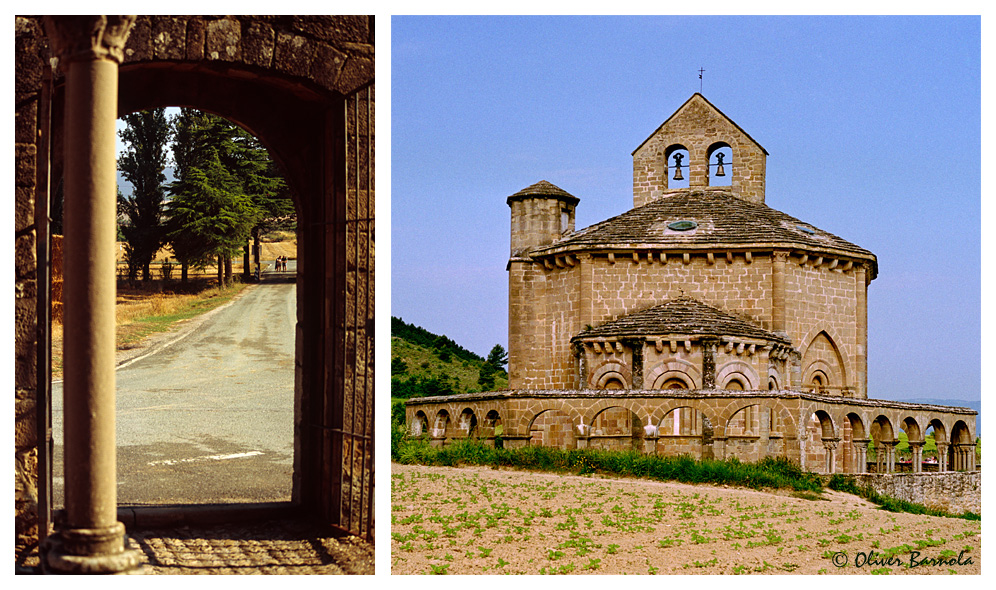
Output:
[{"left": 699, "top": 67, "right": 705, "bottom": 93}]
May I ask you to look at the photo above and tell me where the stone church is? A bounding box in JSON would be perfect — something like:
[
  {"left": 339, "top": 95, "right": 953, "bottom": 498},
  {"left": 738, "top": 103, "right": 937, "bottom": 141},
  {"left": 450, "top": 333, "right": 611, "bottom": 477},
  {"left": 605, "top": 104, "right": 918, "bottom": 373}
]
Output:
[{"left": 406, "top": 93, "right": 976, "bottom": 477}]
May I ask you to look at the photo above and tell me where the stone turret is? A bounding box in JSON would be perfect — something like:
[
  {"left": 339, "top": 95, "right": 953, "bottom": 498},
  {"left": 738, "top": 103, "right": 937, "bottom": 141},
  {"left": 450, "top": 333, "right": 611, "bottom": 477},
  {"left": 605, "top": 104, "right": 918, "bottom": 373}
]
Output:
[{"left": 507, "top": 180, "right": 579, "bottom": 257}]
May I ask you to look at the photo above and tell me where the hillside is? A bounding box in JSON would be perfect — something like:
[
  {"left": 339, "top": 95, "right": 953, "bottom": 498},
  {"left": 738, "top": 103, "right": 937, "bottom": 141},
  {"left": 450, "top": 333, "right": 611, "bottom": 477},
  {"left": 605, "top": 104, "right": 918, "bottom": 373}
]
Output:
[{"left": 391, "top": 316, "right": 508, "bottom": 399}]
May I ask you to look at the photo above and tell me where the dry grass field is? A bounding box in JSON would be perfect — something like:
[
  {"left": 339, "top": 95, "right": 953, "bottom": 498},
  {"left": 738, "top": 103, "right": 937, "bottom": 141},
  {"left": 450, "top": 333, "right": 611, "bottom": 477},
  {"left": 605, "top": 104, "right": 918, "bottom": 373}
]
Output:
[{"left": 391, "top": 463, "right": 981, "bottom": 575}]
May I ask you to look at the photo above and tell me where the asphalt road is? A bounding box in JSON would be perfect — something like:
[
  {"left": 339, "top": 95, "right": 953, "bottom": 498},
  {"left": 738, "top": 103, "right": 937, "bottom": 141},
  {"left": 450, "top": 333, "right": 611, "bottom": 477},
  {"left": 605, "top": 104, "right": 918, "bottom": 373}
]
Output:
[{"left": 52, "top": 267, "right": 297, "bottom": 506}]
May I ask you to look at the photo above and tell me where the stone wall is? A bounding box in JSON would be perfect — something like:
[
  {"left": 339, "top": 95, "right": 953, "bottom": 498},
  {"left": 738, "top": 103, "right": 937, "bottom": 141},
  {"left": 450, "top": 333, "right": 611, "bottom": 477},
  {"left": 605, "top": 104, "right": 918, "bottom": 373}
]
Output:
[
  {"left": 850, "top": 472, "right": 981, "bottom": 515},
  {"left": 511, "top": 248, "right": 868, "bottom": 396}
]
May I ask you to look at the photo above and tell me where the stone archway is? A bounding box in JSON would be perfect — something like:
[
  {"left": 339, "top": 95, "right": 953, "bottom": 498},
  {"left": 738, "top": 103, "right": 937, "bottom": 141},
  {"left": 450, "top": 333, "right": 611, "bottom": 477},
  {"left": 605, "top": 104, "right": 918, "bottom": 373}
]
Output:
[{"left": 15, "top": 15, "right": 374, "bottom": 572}]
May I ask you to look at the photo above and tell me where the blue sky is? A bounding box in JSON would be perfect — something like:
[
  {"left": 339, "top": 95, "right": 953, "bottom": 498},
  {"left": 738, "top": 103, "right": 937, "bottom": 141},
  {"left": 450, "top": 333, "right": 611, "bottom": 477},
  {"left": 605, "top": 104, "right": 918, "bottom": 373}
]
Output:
[{"left": 390, "top": 15, "right": 981, "bottom": 403}]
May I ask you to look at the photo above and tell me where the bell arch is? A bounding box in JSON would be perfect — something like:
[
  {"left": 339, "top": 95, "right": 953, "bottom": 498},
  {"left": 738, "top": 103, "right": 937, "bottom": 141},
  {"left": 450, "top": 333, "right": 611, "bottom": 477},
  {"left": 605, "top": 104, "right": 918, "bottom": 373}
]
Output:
[
  {"left": 706, "top": 141, "right": 732, "bottom": 186},
  {"left": 483, "top": 409, "right": 503, "bottom": 437},
  {"left": 664, "top": 143, "right": 690, "bottom": 189},
  {"left": 949, "top": 420, "right": 975, "bottom": 471}
]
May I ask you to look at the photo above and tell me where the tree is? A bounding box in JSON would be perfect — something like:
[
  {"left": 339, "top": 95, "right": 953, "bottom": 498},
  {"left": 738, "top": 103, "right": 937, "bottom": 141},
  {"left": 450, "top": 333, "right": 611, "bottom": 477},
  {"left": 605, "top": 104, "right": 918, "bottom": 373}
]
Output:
[
  {"left": 117, "top": 108, "right": 171, "bottom": 282},
  {"left": 486, "top": 344, "right": 508, "bottom": 369},
  {"left": 477, "top": 344, "right": 509, "bottom": 390},
  {"left": 166, "top": 109, "right": 259, "bottom": 284},
  {"left": 226, "top": 128, "right": 294, "bottom": 277}
]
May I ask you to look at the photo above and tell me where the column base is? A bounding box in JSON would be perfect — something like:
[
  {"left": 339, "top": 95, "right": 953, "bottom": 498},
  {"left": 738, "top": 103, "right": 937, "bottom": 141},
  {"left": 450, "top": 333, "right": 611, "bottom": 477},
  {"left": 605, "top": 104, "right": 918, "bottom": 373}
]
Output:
[{"left": 42, "top": 522, "right": 145, "bottom": 574}]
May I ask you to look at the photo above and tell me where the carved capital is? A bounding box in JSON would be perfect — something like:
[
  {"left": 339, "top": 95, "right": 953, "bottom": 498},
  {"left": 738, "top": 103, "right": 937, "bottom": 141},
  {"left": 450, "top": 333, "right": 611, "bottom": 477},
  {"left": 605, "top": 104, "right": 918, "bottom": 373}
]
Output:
[
  {"left": 772, "top": 250, "right": 790, "bottom": 263},
  {"left": 44, "top": 15, "right": 136, "bottom": 66}
]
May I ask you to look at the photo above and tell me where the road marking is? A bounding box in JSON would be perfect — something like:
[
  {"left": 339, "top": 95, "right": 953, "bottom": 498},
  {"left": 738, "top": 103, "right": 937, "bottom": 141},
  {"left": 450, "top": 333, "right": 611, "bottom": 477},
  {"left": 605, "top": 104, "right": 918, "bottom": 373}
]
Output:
[{"left": 147, "top": 451, "right": 263, "bottom": 467}]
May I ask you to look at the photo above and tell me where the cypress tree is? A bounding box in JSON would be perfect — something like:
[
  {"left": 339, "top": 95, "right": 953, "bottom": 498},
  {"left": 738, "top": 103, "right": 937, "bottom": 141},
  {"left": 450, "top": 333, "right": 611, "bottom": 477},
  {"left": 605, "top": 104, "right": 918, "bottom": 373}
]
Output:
[{"left": 117, "top": 108, "right": 171, "bottom": 282}]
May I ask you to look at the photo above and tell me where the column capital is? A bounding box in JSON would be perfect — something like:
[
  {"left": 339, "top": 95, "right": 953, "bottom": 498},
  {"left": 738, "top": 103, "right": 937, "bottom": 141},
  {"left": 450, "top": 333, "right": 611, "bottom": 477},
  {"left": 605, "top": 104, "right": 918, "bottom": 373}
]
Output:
[
  {"left": 43, "top": 16, "right": 136, "bottom": 66},
  {"left": 772, "top": 250, "right": 790, "bottom": 262},
  {"left": 821, "top": 437, "right": 840, "bottom": 451},
  {"left": 907, "top": 440, "right": 926, "bottom": 449}
]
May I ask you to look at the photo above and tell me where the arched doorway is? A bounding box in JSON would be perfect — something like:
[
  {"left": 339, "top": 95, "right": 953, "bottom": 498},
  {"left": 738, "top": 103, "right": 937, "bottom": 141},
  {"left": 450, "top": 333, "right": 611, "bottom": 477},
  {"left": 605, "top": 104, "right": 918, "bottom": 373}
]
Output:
[{"left": 19, "top": 18, "right": 375, "bottom": 564}]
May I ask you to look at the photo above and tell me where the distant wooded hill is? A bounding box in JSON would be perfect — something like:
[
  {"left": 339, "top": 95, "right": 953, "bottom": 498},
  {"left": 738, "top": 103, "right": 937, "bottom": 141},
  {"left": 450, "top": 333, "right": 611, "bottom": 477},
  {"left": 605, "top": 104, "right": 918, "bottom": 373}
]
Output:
[{"left": 390, "top": 316, "right": 508, "bottom": 400}]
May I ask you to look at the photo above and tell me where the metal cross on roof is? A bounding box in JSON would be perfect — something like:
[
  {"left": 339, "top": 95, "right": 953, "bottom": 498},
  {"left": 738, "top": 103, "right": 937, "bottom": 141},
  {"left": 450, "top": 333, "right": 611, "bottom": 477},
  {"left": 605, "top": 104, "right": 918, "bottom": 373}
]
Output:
[{"left": 699, "top": 67, "right": 705, "bottom": 93}]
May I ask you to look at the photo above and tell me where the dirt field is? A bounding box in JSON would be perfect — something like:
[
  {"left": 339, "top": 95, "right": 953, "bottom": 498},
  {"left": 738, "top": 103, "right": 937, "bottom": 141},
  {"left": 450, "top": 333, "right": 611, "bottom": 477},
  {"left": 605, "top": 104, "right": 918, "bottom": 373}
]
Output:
[{"left": 391, "top": 463, "right": 981, "bottom": 575}]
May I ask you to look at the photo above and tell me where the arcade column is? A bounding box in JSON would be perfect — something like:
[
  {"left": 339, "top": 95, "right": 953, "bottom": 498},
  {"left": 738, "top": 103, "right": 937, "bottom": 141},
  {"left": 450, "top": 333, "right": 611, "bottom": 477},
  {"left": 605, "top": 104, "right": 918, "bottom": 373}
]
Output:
[{"left": 41, "top": 16, "right": 143, "bottom": 574}]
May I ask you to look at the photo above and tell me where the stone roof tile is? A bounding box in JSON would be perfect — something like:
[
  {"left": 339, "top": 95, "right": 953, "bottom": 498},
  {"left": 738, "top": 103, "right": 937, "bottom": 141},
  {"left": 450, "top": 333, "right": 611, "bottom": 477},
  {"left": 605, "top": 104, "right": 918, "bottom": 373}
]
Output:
[
  {"left": 574, "top": 296, "right": 791, "bottom": 344},
  {"left": 533, "top": 188, "right": 874, "bottom": 260}
]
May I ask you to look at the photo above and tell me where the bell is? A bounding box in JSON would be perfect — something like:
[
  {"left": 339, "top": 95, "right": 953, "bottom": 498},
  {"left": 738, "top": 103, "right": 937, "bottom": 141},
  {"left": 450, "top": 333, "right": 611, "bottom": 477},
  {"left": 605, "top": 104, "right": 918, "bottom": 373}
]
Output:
[
  {"left": 671, "top": 152, "right": 684, "bottom": 181},
  {"left": 672, "top": 165, "right": 683, "bottom": 181},
  {"left": 714, "top": 152, "right": 726, "bottom": 177}
]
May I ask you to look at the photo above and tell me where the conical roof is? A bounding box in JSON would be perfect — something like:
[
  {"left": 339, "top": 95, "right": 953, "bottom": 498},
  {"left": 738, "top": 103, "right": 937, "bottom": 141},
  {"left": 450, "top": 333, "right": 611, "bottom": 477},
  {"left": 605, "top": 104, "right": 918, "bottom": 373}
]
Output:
[
  {"left": 533, "top": 188, "right": 875, "bottom": 273},
  {"left": 506, "top": 180, "right": 579, "bottom": 205}
]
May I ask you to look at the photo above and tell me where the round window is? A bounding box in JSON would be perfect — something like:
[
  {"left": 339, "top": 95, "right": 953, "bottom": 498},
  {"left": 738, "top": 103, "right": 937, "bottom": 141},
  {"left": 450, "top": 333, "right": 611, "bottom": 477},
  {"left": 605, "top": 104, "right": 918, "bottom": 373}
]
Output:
[{"left": 667, "top": 220, "right": 697, "bottom": 231}]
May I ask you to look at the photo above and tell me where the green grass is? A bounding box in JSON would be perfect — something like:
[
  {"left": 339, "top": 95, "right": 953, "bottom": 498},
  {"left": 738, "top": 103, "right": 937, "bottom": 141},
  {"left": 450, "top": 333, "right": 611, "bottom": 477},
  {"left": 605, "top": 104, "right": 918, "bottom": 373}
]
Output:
[{"left": 393, "top": 436, "right": 824, "bottom": 492}]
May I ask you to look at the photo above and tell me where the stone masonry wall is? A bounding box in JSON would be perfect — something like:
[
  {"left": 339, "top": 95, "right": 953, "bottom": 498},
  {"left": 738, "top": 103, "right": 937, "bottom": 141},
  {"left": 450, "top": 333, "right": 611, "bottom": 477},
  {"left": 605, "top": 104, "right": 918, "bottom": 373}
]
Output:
[
  {"left": 850, "top": 472, "right": 981, "bottom": 515},
  {"left": 785, "top": 256, "right": 865, "bottom": 396},
  {"left": 513, "top": 248, "right": 868, "bottom": 395}
]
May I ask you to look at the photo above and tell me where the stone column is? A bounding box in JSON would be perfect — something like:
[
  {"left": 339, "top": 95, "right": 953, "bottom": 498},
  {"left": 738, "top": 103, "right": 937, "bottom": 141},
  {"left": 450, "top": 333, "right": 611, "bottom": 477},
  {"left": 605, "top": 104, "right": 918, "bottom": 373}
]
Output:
[
  {"left": 908, "top": 441, "right": 925, "bottom": 473},
  {"left": 822, "top": 438, "right": 839, "bottom": 474},
  {"left": 41, "top": 16, "right": 142, "bottom": 575},
  {"left": 936, "top": 442, "right": 949, "bottom": 472},
  {"left": 851, "top": 438, "right": 870, "bottom": 473},
  {"left": 882, "top": 440, "right": 898, "bottom": 473}
]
